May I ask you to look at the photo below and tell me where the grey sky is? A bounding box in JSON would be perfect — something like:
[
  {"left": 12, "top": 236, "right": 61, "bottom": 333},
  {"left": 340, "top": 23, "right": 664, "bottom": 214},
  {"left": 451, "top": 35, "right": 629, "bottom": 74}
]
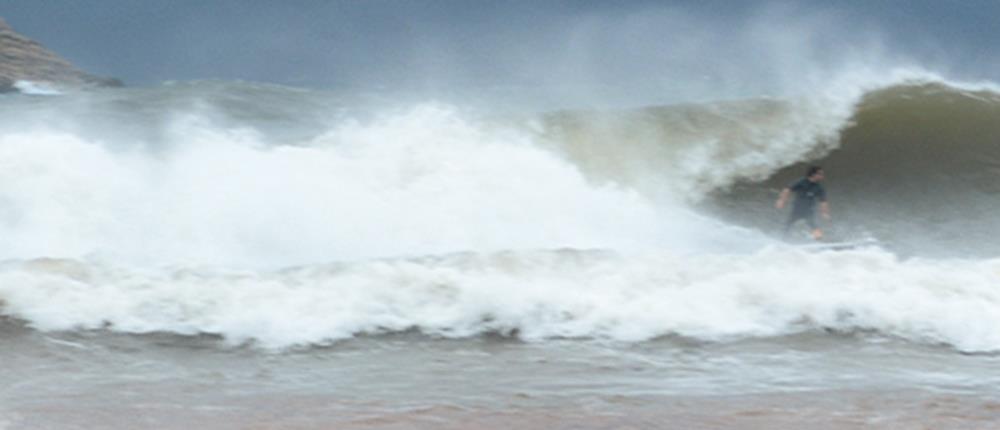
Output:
[{"left": 2, "top": 0, "right": 999, "bottom": 101}]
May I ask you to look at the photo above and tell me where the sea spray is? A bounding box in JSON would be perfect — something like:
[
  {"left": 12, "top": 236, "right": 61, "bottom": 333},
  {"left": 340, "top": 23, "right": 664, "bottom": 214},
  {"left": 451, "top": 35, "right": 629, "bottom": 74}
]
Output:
[{"left": 0, "top": 103, "right": 747, "bottom": 267}]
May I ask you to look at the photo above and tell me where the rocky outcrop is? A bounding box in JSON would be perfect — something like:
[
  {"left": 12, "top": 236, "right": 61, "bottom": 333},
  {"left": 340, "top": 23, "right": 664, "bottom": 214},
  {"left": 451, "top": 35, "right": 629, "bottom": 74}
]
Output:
[{"left": 0, "top": 17, "right": 122, "bottom": 93}]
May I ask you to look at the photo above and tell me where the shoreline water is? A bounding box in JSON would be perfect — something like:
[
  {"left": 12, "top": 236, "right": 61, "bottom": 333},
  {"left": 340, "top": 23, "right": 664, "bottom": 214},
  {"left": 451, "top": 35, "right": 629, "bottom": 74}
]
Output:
[
  {"left": 4, "top": 328, "right": 1000, "bottom": 429},
  {"left": 8, "top": 390, "right": 1000, "bottom": 430}
]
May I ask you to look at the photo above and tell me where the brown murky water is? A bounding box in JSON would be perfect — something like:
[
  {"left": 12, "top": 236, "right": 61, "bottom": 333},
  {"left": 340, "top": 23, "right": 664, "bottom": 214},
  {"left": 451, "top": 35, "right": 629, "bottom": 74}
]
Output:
[{"left": 4, "top": 326, "right": 1000, "bottom": 430}]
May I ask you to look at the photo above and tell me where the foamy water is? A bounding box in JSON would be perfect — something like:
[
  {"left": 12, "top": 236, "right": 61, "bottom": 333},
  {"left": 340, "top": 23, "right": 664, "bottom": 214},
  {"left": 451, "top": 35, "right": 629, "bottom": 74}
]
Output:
[
  {"left": 3, "top": 247, "right": 1000, "bottom": 351},
  {"left": 0, "top": 104, "right": 753, "bottom": 268},
  {"left": 1, "top": 71, "right": 999, "bottom": 349},
  {"left": 3, "top": 70, "right": 1000, "bottom": 429}
]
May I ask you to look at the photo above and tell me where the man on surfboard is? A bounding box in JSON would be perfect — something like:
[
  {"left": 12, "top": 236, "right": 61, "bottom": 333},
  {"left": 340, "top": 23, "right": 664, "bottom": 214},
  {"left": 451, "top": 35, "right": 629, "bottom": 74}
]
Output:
[{"left": 775, "top": 165, "right": 830, "bottom": 240}]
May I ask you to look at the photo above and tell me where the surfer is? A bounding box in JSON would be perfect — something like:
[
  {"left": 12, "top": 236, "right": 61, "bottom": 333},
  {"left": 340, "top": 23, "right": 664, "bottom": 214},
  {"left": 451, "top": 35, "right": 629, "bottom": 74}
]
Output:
[{"left": 775, "top": 165, "right": 830, "bottom": 240}]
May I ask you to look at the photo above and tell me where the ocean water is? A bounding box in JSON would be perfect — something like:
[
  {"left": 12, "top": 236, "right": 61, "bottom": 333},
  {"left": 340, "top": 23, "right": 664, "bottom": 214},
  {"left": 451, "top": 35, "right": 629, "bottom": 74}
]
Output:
[{"left": 2, "top": 70, "right": 1000, "bottom": 429}]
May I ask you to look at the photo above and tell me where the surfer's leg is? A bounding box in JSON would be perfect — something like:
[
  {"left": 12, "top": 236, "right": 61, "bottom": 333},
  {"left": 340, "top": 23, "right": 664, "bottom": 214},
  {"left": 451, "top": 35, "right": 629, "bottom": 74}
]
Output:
[
  {"left": 784, "top": 209, "right": 808, "bottom": 237},
  {"left": 806, "top": 214, "right": 823, "bottom": 240},
  {"left": 783, "top": 213, "right": 798, "bottom": 236}
]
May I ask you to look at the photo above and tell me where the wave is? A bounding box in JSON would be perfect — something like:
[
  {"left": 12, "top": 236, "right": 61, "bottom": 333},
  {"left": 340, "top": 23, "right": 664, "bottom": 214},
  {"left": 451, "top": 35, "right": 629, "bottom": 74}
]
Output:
[
  {"left": 704, "top": 81, "right": 1000, "bottom": 256},
  {"left": 531, "top": 72, "right": 1000, "bottom": 256},
  {"left": 0, "top": 83, "right": 771, "bottom": 267},
  {"left": 531, "top": 69, "right": 951, "bottom": 199},
  {"left": 3, "top": 249, "right": 1000, "bottom": 351},
  {"left": 1, "top": 69, "right": 999, "bottom": 351}
]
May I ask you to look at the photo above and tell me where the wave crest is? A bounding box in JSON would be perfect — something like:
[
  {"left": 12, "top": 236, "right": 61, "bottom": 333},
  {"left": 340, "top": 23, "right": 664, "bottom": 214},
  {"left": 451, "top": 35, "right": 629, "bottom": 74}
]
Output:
[{"left": 3, "top": 249, "right": 1000, "bottom": 351}]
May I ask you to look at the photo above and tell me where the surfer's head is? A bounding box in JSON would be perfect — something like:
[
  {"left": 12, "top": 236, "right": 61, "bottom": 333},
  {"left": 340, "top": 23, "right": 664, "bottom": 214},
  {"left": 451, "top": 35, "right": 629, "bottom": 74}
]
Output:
[{"left": 806, "top": 165, "right": 824, "bottom": 181}]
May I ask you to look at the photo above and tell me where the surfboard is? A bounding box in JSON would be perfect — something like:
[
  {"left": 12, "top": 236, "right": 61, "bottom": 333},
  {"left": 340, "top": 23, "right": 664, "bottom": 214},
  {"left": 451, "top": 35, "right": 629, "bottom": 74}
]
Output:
[{"left": 795, "top": 238, "right": 880, "bottom": 251}]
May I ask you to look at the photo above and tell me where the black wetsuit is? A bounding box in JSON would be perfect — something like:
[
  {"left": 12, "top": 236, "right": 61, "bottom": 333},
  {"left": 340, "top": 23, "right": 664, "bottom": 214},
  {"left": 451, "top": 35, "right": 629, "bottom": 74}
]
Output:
[{"left": 784, "top": 177, "right": 826, "bottom": 231}]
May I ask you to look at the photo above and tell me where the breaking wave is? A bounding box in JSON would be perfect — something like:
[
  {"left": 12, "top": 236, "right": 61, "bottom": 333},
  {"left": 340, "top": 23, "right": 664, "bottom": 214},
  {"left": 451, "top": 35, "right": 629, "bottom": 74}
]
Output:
[
  {"left": 3, "top": 249, "right": 1000, "bottom": 352},
  {"left": 1, "top": 69, "right": 999, "bottom": 350}
]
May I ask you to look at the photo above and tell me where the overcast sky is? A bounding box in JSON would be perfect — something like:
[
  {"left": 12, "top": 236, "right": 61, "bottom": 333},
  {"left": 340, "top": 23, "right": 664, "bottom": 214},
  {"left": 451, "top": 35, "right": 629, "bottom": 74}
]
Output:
[{"left": 3, "top": 0, "right": 1000, "bottom": 101}]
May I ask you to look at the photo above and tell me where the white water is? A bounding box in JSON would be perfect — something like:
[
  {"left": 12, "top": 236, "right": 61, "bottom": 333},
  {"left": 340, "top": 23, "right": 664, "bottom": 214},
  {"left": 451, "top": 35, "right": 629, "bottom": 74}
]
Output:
[
  {"left": 1, "top": 71, "right": 1000, "bottom": 352},
  {"left": 0, "top": 105, "right": 753, "bottom": 268},
  {"left": 3, "top": 247, "right": 1000, "bottom": 351}
]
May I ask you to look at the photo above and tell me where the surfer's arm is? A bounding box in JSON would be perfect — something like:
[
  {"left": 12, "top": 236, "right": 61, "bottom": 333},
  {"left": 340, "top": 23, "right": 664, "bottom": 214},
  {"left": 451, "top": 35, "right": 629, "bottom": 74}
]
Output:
[
  {"left": 775, "top": 188, "right": 791, "bottom": 209},
  {"left": 819, "top": 201, "right": 830, "bottom": 219}
]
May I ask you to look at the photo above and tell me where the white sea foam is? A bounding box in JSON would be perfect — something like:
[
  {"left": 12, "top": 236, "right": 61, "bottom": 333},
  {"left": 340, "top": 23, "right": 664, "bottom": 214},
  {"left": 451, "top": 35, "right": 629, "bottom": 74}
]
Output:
[
  {"left": 0, "top": 104, "right": 759, "bottom": 267},
  {"left": 2, "top": 248, "right": 1000, "bottom": 351}
]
